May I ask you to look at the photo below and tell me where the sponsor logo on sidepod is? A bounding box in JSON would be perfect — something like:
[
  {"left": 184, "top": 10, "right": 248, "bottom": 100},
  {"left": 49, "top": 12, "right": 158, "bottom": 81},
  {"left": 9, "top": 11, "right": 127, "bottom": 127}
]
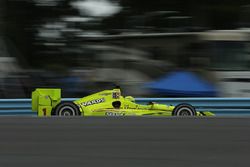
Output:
[
  {"left": 81, "top": 98, "right": 105, "bottom": 106},
  {"left": 105, "top": 112, "right": 125, "bottom": 116}
]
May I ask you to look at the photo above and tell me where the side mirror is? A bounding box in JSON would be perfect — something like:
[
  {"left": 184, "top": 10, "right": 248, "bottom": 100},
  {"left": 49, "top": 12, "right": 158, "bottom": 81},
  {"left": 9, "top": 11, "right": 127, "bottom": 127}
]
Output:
[
  {"left": 125, "top": 96, "right": 135, "bottom": 102},
  {"left": 147, "top": 101, "right": 155, "bottom": 105}
]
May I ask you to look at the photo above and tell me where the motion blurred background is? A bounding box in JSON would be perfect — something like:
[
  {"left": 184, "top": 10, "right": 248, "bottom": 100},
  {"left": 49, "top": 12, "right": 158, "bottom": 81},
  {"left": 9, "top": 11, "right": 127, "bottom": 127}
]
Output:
[{"left": 1, "top": 0, "right": 250, "bottom": 98}]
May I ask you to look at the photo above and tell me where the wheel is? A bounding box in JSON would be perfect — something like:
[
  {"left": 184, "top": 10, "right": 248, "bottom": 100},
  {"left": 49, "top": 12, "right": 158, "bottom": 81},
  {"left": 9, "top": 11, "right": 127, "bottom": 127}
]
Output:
[
  {"left": 172, "top": 103, "right": 196, "bottom": 116},
  {"left": 53, "top": 102, "right": 81, "bottom": 116}
]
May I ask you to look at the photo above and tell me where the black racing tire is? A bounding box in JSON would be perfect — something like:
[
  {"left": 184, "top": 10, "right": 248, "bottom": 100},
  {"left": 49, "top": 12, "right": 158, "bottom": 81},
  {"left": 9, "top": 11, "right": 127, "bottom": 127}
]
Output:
[
  {"left": 53, "top": 102, "right": 81, "bottom": 116},
  {"left": 172, "top": 103, "right": 196, "bottom": 116}
]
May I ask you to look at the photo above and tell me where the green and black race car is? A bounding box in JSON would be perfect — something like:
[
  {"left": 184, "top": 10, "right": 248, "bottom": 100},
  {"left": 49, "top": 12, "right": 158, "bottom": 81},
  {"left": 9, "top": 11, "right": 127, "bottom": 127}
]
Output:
[{"left": 32, "top": 87, "right": 214, "bottom": 117}]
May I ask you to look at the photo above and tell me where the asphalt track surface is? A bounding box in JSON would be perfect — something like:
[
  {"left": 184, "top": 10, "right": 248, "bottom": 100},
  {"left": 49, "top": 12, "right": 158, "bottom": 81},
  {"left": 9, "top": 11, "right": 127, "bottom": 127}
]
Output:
[{"left": 0, "top": 117, "right": 250, "bottom": 167}]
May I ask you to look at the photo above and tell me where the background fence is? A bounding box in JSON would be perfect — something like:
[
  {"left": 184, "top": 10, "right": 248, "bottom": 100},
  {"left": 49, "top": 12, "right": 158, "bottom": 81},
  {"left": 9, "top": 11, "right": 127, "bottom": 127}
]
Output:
[{"left": 1, "top": 98, "right": 250, "bottom": 116}]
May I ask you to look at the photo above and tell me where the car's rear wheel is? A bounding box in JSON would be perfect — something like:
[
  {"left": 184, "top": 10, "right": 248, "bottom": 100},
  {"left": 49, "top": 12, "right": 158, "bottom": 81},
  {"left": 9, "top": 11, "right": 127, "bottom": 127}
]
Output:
[
  {"left": 53, "top": 102, "right": 81, "bottom": 116},
  {"left": 172, "top": 103, "right": 196, "bottom": 116}
]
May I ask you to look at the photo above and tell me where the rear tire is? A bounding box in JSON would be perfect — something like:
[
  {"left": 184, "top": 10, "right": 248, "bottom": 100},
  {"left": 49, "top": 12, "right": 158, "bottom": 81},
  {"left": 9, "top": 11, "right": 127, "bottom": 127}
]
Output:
[
  {"left": 53, "top": 102, "right": 81, "bottom": 116},
  {"left": 172, "top": 103, "right": 196, "bottom": 116}
]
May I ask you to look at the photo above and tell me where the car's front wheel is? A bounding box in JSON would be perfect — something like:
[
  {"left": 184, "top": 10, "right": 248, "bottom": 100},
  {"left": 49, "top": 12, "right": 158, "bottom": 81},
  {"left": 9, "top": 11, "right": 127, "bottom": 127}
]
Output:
[
  {"left": 172, "top": 103, "right": 196, "bottom": 116},
  {"left": 53, "top": 102, "right": 81, "bottom": 116}
]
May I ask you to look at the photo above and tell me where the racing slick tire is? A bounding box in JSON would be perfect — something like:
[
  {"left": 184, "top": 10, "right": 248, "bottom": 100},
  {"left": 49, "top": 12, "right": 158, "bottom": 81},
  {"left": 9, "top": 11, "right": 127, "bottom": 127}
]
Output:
[
  {"left": 53, "top": 102, "right": 81, "bottom": 116},
  {"left": 172, "top": 103, "right": 196, "bottom": 116}
]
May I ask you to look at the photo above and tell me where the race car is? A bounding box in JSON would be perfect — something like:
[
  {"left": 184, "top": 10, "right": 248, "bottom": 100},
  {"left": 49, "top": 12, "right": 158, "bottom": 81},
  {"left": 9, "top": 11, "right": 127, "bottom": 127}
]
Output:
[{"left": 32, "top": 87, "right": 214, "bottom": 117}]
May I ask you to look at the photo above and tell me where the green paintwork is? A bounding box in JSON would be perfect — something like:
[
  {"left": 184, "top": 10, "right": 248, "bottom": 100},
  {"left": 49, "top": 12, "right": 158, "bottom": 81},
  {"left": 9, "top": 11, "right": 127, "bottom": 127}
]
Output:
[
  {"left": 32, "top": 88, "right": 214, "bottom": 116},
  {"left": 32, "top": 88, "right": 61, "bottom": 116}
]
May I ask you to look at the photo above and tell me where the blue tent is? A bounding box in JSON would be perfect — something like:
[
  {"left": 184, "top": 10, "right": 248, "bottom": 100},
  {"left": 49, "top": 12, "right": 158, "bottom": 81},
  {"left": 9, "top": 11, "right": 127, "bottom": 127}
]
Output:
[{"left": 145, "top": 71, "right": 217, "bottom": 97}]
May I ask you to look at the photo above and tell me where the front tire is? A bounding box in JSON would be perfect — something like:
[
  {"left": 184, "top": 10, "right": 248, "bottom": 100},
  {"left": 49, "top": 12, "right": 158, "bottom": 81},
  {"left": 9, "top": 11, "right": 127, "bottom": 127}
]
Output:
[
  {"left": 172, "top": 103, "right": 196, "bottom": 116},
  {"left": 53, "top": 102, "right": 81, "bottom": 116}
]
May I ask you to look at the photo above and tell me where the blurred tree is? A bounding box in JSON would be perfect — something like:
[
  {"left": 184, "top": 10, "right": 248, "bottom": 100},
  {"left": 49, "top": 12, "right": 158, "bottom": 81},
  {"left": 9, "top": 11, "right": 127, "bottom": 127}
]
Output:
[{"left": 3, "top": 0, "right": 250, "bottom": 69}]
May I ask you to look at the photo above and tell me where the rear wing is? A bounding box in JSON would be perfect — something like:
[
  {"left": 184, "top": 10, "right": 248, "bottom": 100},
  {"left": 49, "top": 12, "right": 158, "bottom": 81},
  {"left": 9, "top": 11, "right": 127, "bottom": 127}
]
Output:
[{"left": 32, "top": 88, "right": 61, "bottom": 116}]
